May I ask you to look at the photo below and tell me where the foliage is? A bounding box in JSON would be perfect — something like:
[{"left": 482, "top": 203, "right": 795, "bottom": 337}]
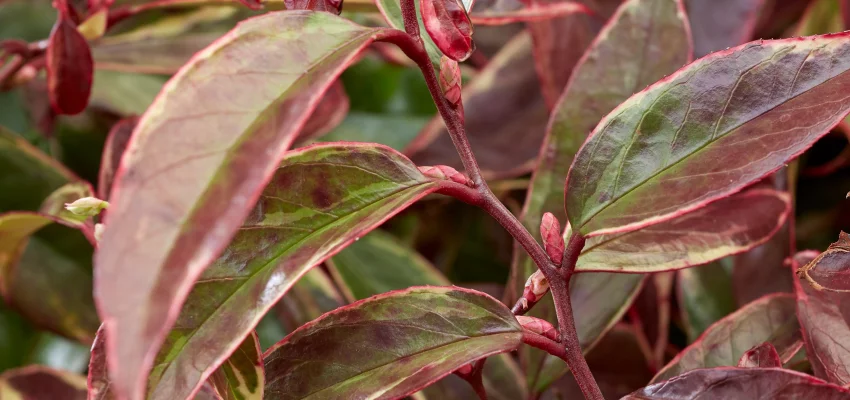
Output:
[{"left": 1, "top": 0, "right": 850, "bottom": 399}]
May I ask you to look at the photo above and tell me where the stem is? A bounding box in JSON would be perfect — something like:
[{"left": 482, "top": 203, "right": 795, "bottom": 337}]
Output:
[{"left": 522, "top": 331, "right": 566, "bottom": 360}]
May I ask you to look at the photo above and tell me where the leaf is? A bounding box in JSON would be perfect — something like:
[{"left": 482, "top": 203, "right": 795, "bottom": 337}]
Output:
[
  {"left": 653, "top": 293, "right": 803, "bottom": 383},
  {"left": 88, "top": 327, "right": 265, "bottom": 400},
  {"left": 795, "top": 233, "right": 850, "bottom": 385},
  {"left": 796, "top": 0, "right": 844, "bottom": 37},
  {"left": 329, "top": 230, "right": 448, "bottom": 301},
  {"left": 89, "top": 71, "right": 166, "bottom": 115},
  {"left": 327, "top": 231, "right": 527, "bottom": 399},
  {"left": 574, "top": 188, "right": 790, "bottom": 272},
  {"left": 685, "top": 0, "right": 764, "bottom": 58},
  {"left": 513, "top": 0, "right": 690, "bottom": 391},
  {"left": 93, "top": 12, "right": 401, "bottom": 399},
  {"left": 92, "top": 33, "right": 222, "bottom": 75},
  {"left": 469, "top": 1, "right": 591, "bottom": 25},
  {"left": 262, "top": 286, "right": 522, "bottom": 399},
  {"left": 0, "top": 366, "right": 87, "bottom": 399},
  {"left": 295, "top": 80, "right": 350, "bottom": 144},
  {"left": 0, "top": 302, "right": 89, "bottom": 374},
  {"left": 203, "top": 333, "right": 265, "bottom": 400},
  {"left": 98, "top": 117, "right": 138, "bottom": 200},
  {"left": 376, "top": 0, "right": 444, "bottom": 65},
  {"left": 272, "top": 268, "right": 346, "bottom": 335},
  {"left": 0, "top": 126, "right": 76, "bottom": 212},
  {"left": 677, "top": 260, "right": 736, "bottom": 342},
  {"left": 407, "top": 32, "right": 549, "bottom": 179},
  {"left": 46, "top": 15, "right": 94, "bottom": 115},
  {"left": 566, "top": 33, "right": 850, "bottom": 237},
  {"left": 140, "top": 143, "right": 438, "bottom": 400},
  {"left": 629, "top": 368, "right": 850, "bottom": 399},
  {"left": 737, "top": 343, "right": 783, "bottom": 368},
  {"left": 421, "top": 0, "right": 474, "bottom": 61}
]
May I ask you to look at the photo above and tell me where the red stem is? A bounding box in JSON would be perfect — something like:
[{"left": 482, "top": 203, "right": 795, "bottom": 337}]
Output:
[
  {"left": 522, "top": 331, "right": 567, "bottom": 360},
  {"left": 386, "top": 3, "right": 602, "bottom": 398}
]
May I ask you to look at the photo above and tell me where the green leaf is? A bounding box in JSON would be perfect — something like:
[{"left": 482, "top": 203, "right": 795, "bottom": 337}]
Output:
[
  {"left": 677, "top": 260, "right": 736, "bottom": 342},
  {"left": 141, "top": 143, "right": 438, "bottom": 400},
  {"left": 329, "top": 230, "right": 448, "bottom": 301},
  {"left": 575, "top": 188, "right": 790, "bottom": 273},
  {"left": 0, "top": 366, "right": 87, "bottom": 399},
  {"left": 89, "top": 71, "right": 166, "bottom": 116},
  {"left": 652, "top": 293, "right": 803, "bottom": 383},
  {"left": 0, "top": 126, "right": 76, "bottom": 213},
  {"left": 512, "top": 0, "right": 690, "bottom": 392},
  {"left": 93, "top": 12, "right": 404, "bottom": 399},
  {"left": 566, "top": 32, "right": 850, "bottom": 237},
  {"left": 263, "top": 286, "right": 522, "bottom": 399}
]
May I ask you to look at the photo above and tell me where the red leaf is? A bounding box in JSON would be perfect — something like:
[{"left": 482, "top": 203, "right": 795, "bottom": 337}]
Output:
[
  {"left": 540, "top": 212, "right": 563, "bottom": 263},
  {"left": 284, "top": 0, "right": 343, "bottom": 14},
  {"left": 237, "top": 0, "right": 265, "bottom": 10},
  {"left": 46, "top": 15, "right": 94, "bottom": 115},
  {"left": 737, "top": 343, "right": 782, "bottom": 368},
  {"left": 628, "top": 368, "right": 850, "bottom": 399},
  {"left": 421, "top": 0, "right": 475, "bottom": 61}
]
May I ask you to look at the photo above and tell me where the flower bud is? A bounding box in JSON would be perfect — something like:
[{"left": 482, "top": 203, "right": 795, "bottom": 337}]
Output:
[
  {"left": 439, "top": 56, "right": 462, "bottom": 107},
  {"left": 516, "top": 315, "right": 559, "bottom": 342},
  {"left": 540, "top": 212, "right": 564, "bottom": 263},
  {"left": 421, "top": 0, "right": 475, "bottom": 61},
  {"left": 65, "top": 196, "right": 109, "bottom": 216},
  {"left": 418, "top": 165, "right": 470, "bottom": 186}
]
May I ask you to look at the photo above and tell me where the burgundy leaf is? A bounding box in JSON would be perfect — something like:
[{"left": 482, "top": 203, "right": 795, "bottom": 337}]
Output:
[
  {"left": 795, "top": 234, "right": 850, "bottom": 386},
  {"left": 93, "top": 12, "right": 401, "bottom": 400},
  {"left": 97, "top": 117, "right": 137, "bottom": 201},
  {"left": 737, "top": 343, "right": 782, "bottom": 368},
  {"left": 685, "top": 0, "right": 765, "bottom": 58},
  {"left": 421, "top": 0, "right": 475, "bottom": 61},
  {"left": 0, "top": 366, "right": 87, "bottom": 400},
  {"left": 627, "top": 368, "right": 850, "bottom": 399},
  {"left": 284, "top": 0, "right": 343, "bottom": 14},
  {"left": 46, "top": 14, "right": 94, "bottom": 115}
]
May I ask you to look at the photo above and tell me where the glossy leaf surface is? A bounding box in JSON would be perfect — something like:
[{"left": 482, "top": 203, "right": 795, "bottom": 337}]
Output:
[
  {"left": 795, "top": 233, "right": 850, "bottom": 385},
  {"left": 566, "top": 33, "right": 850, "bottom": 236},
  {"left": 653, "top": 293, "right": 802, "bottom": 383},
  {"left": 46, "top": 16, "right": 94, "bottom": 115},
  {"left": 575, "top": 189, "right": 790, "bottom": 272},
  {"left": 142, "top": 143, "right": 438, "bottom": 400},
  {"left": 738, "top": 342, "right": 782, "bottom": 368},
  {"left": 408, "top": 32, "right": 549, "bottom": 178},
  {"left": 263, "top": 286, "right": 522, "bottom": 399},
  {"left": 0, "top": 366, "right": 87, "bottom": 400},
  {"left": 685, "top": 0, "right": 764, "bottom": 58},
  {"left": 93, "top": 12, "right": 395, "bottom": 399},
  {"left": 629, "top": 368, "right": 850, "bottom": 399}
]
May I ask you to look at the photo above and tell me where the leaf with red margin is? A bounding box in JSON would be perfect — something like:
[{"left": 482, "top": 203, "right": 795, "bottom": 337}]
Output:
[
  {"left": 575, "top": 188, "right": 790, "bottom": 272},
  {"left": 138, "top": 143, "right": 439, "bottom": 400},
  {"left": 652, "top": 293, "right": 803, "bottom": 383},
  {"left": 98, "top": 117, "right": 138, "bottom": 201},
  {"left": 93, "top": 12, "right": 404, "bottom": 400},
  {"left": 737, "top": 342, "right": 782, "bottom": 368},
  {"left": 262, "top": 286, "right": 522, "bottom": 399},
  {"left": 0, "top": 366, "right": 87, "bottom": 399},
  {"left": 684, "top": 0, "right": 765, "bottom": 58},
  {"left": 421, "top": 0, "right": 474, "bottom": 61},
  {"left": 407, "top": 32, "right": 549, "bottom": 179},
  {"left": 795, "top": 234, "right": 850, "bottom": 385},
  {"left": 566, "top": 33, "right": 850, "bottom": 237},
  {"left": 47, "top": 15, "right": 94, "bottom": 115},
  {"left": 88, "top": 326, "right": 264, "bottom": 400},
  {"left": 511, "top": 0, "right": 689, "bottom": 390},
  {"left": 285, "top": 0, "right": 343, "bottom": 14},
  {"left": 627, "top": 368, "right": 850, "bottom": 399},
  {"left": 470, "top": 1, "right": 592, "bottom": 25},
  {"left": 376, "top": 0, "right": 444, "bottom": 65}
]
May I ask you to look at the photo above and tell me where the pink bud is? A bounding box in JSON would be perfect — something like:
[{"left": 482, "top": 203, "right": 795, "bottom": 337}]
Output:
[
  {"left": 516, "top": 316, "right": 559, "bottom": 342},
  {"left": 421, "top": 0, "right": 475, "bottom": 61},
  {"left": 418, "top": 165, "right": 470, "bottom": 186},
  {"left": 47, "top": 14, "right": 93, "bottom": 115},
  {"left": 439, "top": 56, "right": 462, "bottom": 107},
  {"left": 540, "top": 212, "right": 564, "bottom": 263}
]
